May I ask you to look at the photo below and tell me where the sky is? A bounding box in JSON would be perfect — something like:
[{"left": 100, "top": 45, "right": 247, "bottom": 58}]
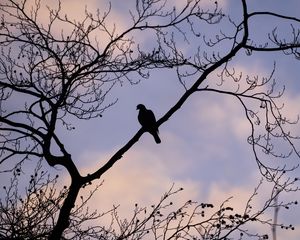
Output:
[{"left": 1, "top": 0, "right": 300, "bottom": 239}]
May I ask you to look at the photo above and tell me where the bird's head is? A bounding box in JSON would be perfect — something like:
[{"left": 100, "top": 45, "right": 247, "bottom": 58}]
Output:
[{"left": 136, "top": 104, "right": 146, "bottom": 110}]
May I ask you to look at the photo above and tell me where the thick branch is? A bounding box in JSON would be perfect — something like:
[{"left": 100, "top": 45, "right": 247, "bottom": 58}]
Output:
[{"left": 248, "top": 11, "right": 300, "bottom": 23}]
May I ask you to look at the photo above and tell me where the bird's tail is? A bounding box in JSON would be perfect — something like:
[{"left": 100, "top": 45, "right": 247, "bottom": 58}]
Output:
[{"left": 153, "top": 132, "right": 161, "bottom": 144}]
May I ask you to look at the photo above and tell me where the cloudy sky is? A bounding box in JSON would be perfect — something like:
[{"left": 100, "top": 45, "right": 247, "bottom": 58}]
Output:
[
  {"left": 2, "top": 0, "right": 300, "bottom": 239},
  {"left": 59, "top": 0, "right": 300, "bottom": 238}
]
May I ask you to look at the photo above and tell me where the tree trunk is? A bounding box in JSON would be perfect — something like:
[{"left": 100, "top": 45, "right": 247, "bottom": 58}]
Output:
[{"left": 49, "top": 181, "right": 81, "bottom": 240}]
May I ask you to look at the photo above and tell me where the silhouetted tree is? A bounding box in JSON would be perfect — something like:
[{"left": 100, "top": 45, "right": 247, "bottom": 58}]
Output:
[{"left": 0, "top": 0, "right": 299, "bottom": 239}]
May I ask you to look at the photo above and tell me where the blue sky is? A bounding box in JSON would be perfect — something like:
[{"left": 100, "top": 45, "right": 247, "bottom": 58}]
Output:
[
  {"left": 54, "top": 1, "right": 300, "bottom": 238},
  {"left": 1, "top": 0, "right": 300, "bottom": 239}
]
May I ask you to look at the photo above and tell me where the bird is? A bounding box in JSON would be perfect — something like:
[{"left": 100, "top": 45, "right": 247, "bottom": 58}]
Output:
[{"left": 136, "top": 104, "right": 161, "bottom": 144}]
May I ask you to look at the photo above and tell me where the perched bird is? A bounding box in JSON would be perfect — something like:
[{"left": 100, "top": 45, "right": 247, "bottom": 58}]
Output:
[{"left": 136, "top": 104, "right": 161, "bottom": 144}]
